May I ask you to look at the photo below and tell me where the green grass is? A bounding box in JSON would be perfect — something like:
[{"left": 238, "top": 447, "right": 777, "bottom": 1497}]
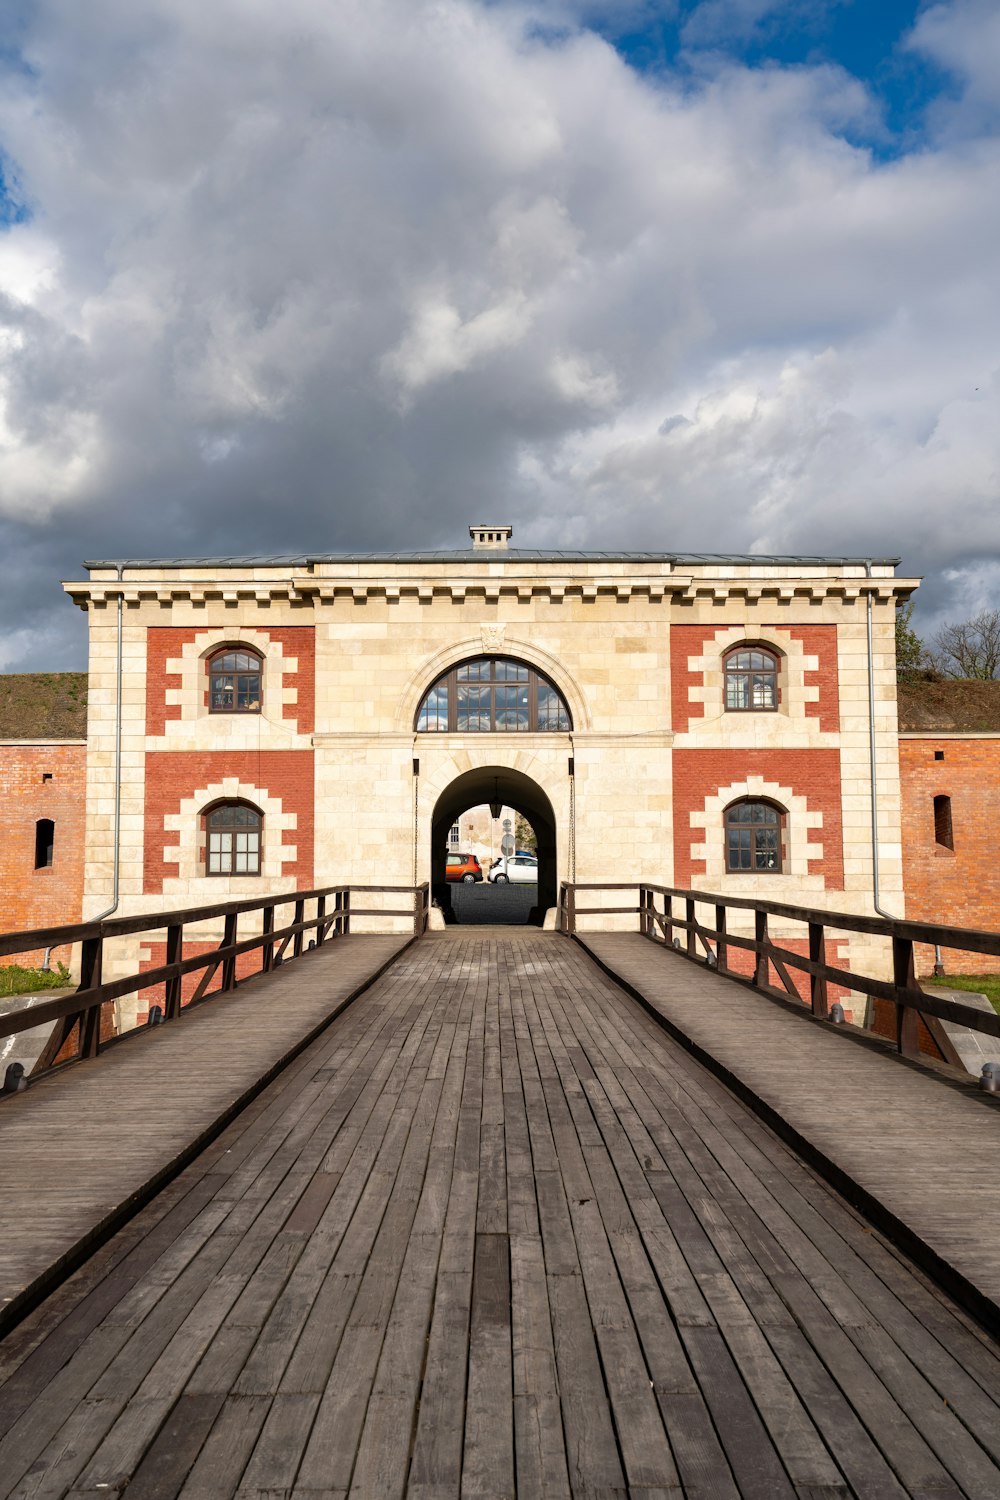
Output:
[
  {"left": 925, "top": 973, "right": 1000, "bottom": 1017},
  {"left": 0, "top": 962, "right": 72, "bottom": 997}
]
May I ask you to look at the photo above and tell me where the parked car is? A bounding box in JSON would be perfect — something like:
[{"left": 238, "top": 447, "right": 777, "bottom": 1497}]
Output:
[
  {"left": 488, "top": 854, "right": 538, "bottom": 884},
  {"left": 446, "top": 852, "right": 483, "bottom": 883}
]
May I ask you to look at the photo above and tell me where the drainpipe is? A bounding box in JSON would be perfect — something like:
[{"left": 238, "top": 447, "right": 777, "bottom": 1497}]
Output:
[{"left": 91, "top": 562, "right": 126, "bottom": 924}]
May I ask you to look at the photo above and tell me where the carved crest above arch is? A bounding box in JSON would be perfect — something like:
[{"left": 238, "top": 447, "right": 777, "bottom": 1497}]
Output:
[{"left": 480, "top": 623, "right": 506, "bottom": 652}]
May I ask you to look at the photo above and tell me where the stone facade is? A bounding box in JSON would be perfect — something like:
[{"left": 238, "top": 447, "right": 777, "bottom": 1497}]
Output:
[{"left": 59, "top": 533, "right": 913, "bottom": 1025}]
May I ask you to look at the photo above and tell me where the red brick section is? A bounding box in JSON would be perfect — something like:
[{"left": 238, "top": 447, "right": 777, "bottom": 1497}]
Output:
[
  {"left": 900, "top": 736, "right": 1000, "bottom": 977},
  {"left": 670, "top": 625, "right": 720, "bottom": 734},
  {"left": 786, "top": 625, "right": 840, "bottom": 732},
  {"left": 672, "top": 748, "right": 845, "bottom": 889},
  {"left": 146, "top": 628, "right": 197, "bottom": 735},
  {"left": 266, "top": 627, "right": 316, "bottom": 734},
  {"left": 721, "top": 936, "right": 852, "bottom": 1012},
  {"left": 137, "top": 943, "right": 264, "bottom": 1019},
  {"left": 143, "top": 751, "right": 314, "bottom": 893},
  {"left": 670, "top": 623, "right": 839, "bottom": 733},
  {"left": 0, "top": 743, "right": 86, "bottom": 966},
  {"left": 146, "top": 626, "right": 316, "bottom": 736}
]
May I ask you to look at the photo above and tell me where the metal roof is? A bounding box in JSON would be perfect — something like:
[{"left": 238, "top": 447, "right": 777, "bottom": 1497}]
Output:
[{"left": 83, "top": 549, "right": 903, "bottom": 569}]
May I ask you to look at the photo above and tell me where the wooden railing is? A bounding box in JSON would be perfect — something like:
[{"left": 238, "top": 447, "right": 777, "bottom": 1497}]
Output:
[
  {"left": 559, "top": 881, "right": 1000, "bottom": 1064},
  {"left": 0, "top": 883, "right": 429, "bottom": 1087}
]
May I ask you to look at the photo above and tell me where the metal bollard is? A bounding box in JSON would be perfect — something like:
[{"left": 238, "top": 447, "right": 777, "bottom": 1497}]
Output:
[
  {"left": 3, "top": 1063, "right": 27, "bottom": 1094},
  {"left": 147, "top": 1004, "right": 164, "bottom": 1026},
  {"left": 829, "top": 1002, "right": 846, "bottom": 1025},
  {"left": 980, "top": 1062, "right": 1000, "bottom": 1094}
]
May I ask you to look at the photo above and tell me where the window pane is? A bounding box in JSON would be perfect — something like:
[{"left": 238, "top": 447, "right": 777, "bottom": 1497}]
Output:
[
  {"left": 754, "top": 829, "right": 780, "bottom": 869},
  {"left": 495, "top": 685, "right": 529, "bottom": 730},
  {"left": 751, "top": 674, "right": 775, "bottom": 708},
  {"left": 457, "top": 685, "right": 491, "bottom": 731},
  {"left": 725, "top": 674, "right": 750, "bottom": 709},
  {"left": 421, "top": 683, "right": 450, "bottom": 731}
]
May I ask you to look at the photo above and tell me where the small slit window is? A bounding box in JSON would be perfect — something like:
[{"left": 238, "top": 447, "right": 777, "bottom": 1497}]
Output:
[
  {"left": 725, "top": 801, "right": 784, "bottom": 872},
  {"left": 34, "top": 819, "right": 54, "bottom": 870},
  {"left": 933, "top": 795, "right": 954, "bottom": 850},
  {"left": 209, "top": 648, "right": 263, "bottom": 713},
  {"left": 724, "top": 647, "right": 779, "bottom": 712},
  {"left": 205, "top": 802, "right": 262, "bottom": 875}
]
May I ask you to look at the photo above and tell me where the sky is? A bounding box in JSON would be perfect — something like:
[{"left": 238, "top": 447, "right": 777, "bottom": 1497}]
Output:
[{"left": 0, "top": 0, "right": 997, "bottom": 669}]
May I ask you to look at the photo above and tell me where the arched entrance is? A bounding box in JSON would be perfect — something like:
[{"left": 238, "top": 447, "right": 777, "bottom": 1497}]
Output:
[{"left": 431, "top": 766, "right": 557, "bottom": 925}]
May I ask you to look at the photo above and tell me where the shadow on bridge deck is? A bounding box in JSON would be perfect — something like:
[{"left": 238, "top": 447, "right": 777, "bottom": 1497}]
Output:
[{"left": 0, "top": 929, "right": 999, "bottom": 1498}]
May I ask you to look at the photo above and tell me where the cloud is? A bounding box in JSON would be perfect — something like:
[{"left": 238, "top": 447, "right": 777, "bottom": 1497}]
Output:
[{"left": 0, "top": 0, "right": 996, "bottom": 667}]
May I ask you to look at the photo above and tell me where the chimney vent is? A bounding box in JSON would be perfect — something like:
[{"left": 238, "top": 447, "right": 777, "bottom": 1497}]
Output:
[{"left": 470, "top": 524, "right": 512, "bottom": 550}]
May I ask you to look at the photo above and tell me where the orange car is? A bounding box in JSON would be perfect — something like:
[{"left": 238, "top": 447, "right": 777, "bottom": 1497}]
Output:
[{"left": 446, "top": 852, "right": 483, "bottom": 883}]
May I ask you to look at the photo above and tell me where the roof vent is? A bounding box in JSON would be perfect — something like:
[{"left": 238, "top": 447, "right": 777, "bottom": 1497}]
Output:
[{"left": 469, "top": 524, "right": 512, "bottom": 550}]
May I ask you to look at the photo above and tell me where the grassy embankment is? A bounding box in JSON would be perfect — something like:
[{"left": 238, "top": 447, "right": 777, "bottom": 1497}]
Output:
[
  {"left": 925, "top": 973, "right": 1000, "bottom": 1017},
  {"left": 0, "top": 963, "right": 71, "bottom": 997}
]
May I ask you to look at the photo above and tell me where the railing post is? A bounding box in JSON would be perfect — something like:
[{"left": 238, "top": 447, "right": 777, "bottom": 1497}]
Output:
[
  {"left": 892, "top": 935, "right": 920, "bottom": 1058},
  {"left": 316, "top": 894, "right": 326, "bottom": 948},
  {"left": 261, "top": 902, "right": 275, "bottom": 971},
  {"left": 77, "top": 932, "right": 104, "bottom": 1059},
  {"left": 343, "top": 889, "right": 351, "bottom": 936},
  {"left": 753, "top": 909, "right": 769, "bottom": 988},
  {"left": 164, "top": 922, "right": 183, "bottom": 1021},
  {"left": 715, "top": 905, "right": 727, "bottom": 974},
  {"left": 566, "top": 884, "right": 576, "bottom": 935},
  {"left": 809, "top": 921, "right": 828, "bottom": 1019},
  {"left": 221, "top": 912, "right": 238, "bottom": 992},
  {"left": 639, "top": 887, "right": 649, "bottom": 938},
  {"left": 293, "top": 899, "right": 305, "bottom": 958},
  {"left": 664, "top": 894, "right": 673, "bottom": 947},
  {"left": 686, "top": 898, "right": 697, "bottom": 957}
]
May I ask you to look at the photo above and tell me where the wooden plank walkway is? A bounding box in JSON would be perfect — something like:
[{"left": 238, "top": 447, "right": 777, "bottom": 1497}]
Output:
[
  {"left": 580, "top": 931, "right": 1000, "bottom": 1339},
  {"left": 0, "top": 935, "right": 410, "bottom": 1334},
  {"left": 1, "top": 928, "right": 999, "bottom": 1498}
]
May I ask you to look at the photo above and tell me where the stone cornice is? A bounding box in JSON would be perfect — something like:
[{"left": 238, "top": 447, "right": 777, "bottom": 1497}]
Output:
[{"left": 62, "top": 574, "right": 919, "bottom": 610}]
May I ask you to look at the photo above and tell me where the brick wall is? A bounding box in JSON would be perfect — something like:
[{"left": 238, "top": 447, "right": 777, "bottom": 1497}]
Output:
[
  {"left": 144, "top": 750, "right": 315, "bottom": 893},
  {"left": 900, "top": 736, "right": 1000, "bottom": 976},
  {"left": 670, "top": 623, "right": 839, "bottom": 734},
  {"left": 145, "top": 626, "right": 316, "bottom": 736},
  {"left": 672, "top": 747, "right": 845, "bottom": 888},
  {"left": 0, "top": 742, "right": 86, "bottom": 965}
]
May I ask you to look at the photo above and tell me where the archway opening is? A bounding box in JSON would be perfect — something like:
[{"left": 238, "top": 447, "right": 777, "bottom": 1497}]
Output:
[{"left": 431, "top": 766, "right": 557, "bottom": 926}]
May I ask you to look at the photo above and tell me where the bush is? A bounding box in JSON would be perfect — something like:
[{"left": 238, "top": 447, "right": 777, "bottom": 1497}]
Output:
[{"left": 0, "top": 962, "right": 72, "bottom": 997}]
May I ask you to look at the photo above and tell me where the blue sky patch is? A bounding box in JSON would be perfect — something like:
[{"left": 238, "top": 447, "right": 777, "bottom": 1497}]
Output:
[{"left": 589, "top": 1, "right": 953, "bottom": 152}]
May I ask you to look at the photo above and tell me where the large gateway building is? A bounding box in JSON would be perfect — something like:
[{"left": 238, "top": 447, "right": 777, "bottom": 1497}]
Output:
[{"left": 65, "top": 526, "right": 914, "bottom": 976}]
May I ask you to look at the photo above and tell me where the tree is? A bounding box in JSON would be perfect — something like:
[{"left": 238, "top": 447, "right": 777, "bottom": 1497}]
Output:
[
  {"left": 895, "top": 602, "right": 928, "bottom": 680},
  {"left": 514, "top": 813, "right": 537, "bottom": 853},
  {"left": 931, "top": 608, "right": 1000, "bottom": 680}
]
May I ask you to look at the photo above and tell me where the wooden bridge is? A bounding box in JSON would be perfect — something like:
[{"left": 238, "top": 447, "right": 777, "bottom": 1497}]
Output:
[{"left": 1, "top": 886, "right": 999, "bottom": 1498}]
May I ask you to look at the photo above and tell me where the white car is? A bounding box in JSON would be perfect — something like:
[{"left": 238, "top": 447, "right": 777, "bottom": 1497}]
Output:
[{"left": 489, "top": 854, "right": 538, "bottom": 884}]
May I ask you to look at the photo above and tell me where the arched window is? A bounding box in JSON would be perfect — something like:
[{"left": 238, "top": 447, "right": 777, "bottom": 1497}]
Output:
[
  {"left": 725, "top": 800, "right": 784, "bottom": 872},
  {"left": 205, "top": 802, "right": 262, "bottom": 875},
  {"left": 724, "top": 646, "right": 779, "bottom": 712},
  {"left": 34, "top": 818, "right": 54, "bottom": 870},
  {"left": 208, "top": 647, "right": 263, "bottom": 713},
  {"left": 415, "top": 658, "right": 572, "bottom": 733}
]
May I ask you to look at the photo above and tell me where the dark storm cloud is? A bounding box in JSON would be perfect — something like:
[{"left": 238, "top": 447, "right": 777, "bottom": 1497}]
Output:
[{"left": 0, "top": 0, "right": 997, "bottom": 666}]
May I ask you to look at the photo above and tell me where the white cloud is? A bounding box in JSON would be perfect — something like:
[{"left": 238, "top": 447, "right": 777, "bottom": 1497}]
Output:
[{"left": 0, "top": 0, "right": 996, "bottom": 663}]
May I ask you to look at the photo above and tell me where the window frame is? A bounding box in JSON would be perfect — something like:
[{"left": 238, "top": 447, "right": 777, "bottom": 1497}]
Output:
[
  {"left": 207, "top": 646, "right": 264, "bottom": 716},
  {"left": 723, "top": 799, "right": 785, "bottom": 874},
  {"left": 722, "top": 645, "right": 780, "bottom": 714},
  {"left": 203, "top": 800, "right": 263, "bottom": 877},
  {"left": 415, "top": 656, "right": 572, "bottom": 733},
  {"left": 34, "top": 818, "right": 54, "bottom": 870}
]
